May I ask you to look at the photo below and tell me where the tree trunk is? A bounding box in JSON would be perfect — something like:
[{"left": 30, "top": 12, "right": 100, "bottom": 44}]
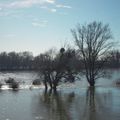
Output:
[
  {"left": 43, "top": 80, "right": 48, "bottom": 90},
  {"left": 48, "top": 75, "right": 52, "bottom": 89},
  {"left": 53, "top": 84, "right": 57, "bottom": 92},
  {"left": 89, "top": 79, "right": 95, "bottom": 87}
]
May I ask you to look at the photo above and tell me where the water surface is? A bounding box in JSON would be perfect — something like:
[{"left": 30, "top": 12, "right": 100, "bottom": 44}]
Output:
[
  {"left": 0, "top": 87, "right": 120, "bottom": 120},
  {"left": 0, "top": 70, "right": 120, "bottom": 120}
]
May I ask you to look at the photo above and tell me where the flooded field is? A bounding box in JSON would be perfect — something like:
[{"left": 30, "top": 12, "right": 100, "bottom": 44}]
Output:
[
  {"left": 0, "top": 71, "right": 39, "bottom": 85},
  {"left": 0, "top": 70, "right": 120, "bottom": 120}
]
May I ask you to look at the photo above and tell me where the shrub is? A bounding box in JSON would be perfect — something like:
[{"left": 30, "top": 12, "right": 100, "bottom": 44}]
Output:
[
  {"left": 32, "top": 79, "right": 41, "bottom": 85},
  {"left": 11, "top": 82, "right": 19, "bottom": 90},
  {"left": 5, "top": 78, "right": 19, "bottom": 90},
  {"left": 5, "top": 77, "right": 15, "bottom": 84}
]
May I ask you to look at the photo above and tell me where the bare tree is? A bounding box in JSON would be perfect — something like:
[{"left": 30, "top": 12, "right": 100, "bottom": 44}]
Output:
[
  {"left": 35, "top": 47, "right": 79, "bottom": 91},
  {"left": 71, "top": 21, "right": 113, "bottom": 86}
]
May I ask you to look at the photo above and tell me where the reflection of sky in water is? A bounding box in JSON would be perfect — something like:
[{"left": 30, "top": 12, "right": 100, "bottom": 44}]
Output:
[
  {"left": 0, "top": 87, "right": 119, "bottom": 120},
  {"left": 0, "top": 70, "right": 120, "bottom": 120}
]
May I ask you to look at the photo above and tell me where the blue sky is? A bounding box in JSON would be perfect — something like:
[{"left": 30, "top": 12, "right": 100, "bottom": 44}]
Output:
[{"left": 0, "top": 0, "right": 120, "bottom": 55}]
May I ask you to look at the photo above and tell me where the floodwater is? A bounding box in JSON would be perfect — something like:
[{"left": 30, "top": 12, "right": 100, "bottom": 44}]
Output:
[
  {"left": 0, "top": 71, "right": 39, "bottom": 85},
  {"left": 0, "top": 70, "right": 120, "bottom": 120}
]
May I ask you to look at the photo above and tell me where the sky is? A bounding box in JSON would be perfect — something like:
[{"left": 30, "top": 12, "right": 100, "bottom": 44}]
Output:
[{"left": 0, "top": 0, "right": 120, "bottom": 55}]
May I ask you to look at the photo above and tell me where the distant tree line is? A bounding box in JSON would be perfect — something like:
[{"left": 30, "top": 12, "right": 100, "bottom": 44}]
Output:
[
  {"left": 0, "top": 51, "right": 34, "bottom": 70},
  {"left": 105, "top": 50, "right": 120, "bottom": 68},
  {"left": 0, "top": 49, "right": 120, "bottom": 71}
]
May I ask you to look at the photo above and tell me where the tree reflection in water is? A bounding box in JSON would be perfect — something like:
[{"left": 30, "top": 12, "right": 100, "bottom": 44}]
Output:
[
  {"left": 40, "top": 89, "right": 74, "bottom": 120},
  {"left": 84, "top": 87, "right": 97, "bottom": 120},
  {"left": 31, "top": 87, "right": 119, "bottom": 120},
  {"left": 83, "top": 87, "right": 118, "bottom": 120}
]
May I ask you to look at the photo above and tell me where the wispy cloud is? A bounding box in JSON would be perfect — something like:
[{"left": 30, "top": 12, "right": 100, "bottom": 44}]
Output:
[
  {"left": 40, "top": 6, "right": 57, "bottom": 13},
  {"left": 0, "top": 0, "right": 72, "bottom": 17},
  {"left": 50, "top": 8, "right": 57, "bottom": 12},
  {"left": 0, "top": 0, "right": 72, "bottom": 10},
  {"left": 46, "top": 0, "right": 55, "bottom": 4},
  {"left": 32, "top": 19, "right": 48, "bottom": 27},
  {"left": 56, "top": 4, "right": 72, "bottom": 9},
  {"left": 59, "top": 12, "right": 68, "bottom": 15},
  {"left": 0, "top": 0, "right": 55, "bottom": 9}
]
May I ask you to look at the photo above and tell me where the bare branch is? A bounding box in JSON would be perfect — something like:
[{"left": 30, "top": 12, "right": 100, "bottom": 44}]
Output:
[{"left": 71, "top": 21, "right": 114, "bottom": 86}]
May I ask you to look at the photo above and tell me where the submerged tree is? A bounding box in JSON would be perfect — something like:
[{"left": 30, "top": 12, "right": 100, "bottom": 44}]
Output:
[
  {"left": 51, "top": 48, "right": 79, "bottom": 90},
  {"left": 71, "top": 21, "right": 113, "bottom": 86},
  {"left": 35, "top": 48, "right": 79, "bottom": 91},
  {"left": 34, "top": 52, "right": 53, "bottom": 89}
]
